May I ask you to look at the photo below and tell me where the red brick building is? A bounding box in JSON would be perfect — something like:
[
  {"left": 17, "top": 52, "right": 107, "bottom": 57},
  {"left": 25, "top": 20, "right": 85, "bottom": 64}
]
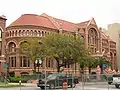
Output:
[
  {"left": 0, "top": 13, "right": 116, "bottom": 76},
  {"left": 0, "top": 15, "right": 7, "bottom": 75}
]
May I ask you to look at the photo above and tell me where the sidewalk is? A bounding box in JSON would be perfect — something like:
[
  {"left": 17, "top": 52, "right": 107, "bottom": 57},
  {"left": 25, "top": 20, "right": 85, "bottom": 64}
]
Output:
[{"left": 8, "top": 83, "right": 37, "bottom": 87}]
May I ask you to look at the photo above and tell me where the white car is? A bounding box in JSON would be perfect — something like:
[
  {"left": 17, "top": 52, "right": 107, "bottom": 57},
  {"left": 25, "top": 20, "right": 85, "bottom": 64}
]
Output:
[{"left": 112, "top": 74, "right": 120, "bottom": 88}]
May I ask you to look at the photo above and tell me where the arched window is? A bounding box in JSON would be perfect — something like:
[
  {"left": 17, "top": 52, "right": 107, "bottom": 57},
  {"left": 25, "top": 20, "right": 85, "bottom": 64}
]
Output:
[
  {"left": 26, "top": 30, "right": 29, "bottom": 36},
  {"left": 8, "top": 42, "right": 16, "bottom": 52},
  {"left": 34, "top": 31, "right": 37, "bottom": 36},
  {"left": 38, "top": 31, "right": 41, "bottom": 36},
  {"left": 23, "top": 30, "right": 25, "bottom": 36},
  {"left": 12, "top": 31, "right": 14, "bottom": 36},
  {"left": 19, "top": 30, "right": 22, "bottom": 36},
  {"left": 30, "top": 30, "right": 33, "bottom": 36},
  {"left": 10, "top": 31, "right": 12, "bottom": 37},
  {"left": 42, "top": 31, "right": 44, "bottom": 36},
  {"left": 88, "top": 28, "right": 99, "bottom": 52},
  {"left": 15, "top": 31, "right": 17, "bottom": 36}
]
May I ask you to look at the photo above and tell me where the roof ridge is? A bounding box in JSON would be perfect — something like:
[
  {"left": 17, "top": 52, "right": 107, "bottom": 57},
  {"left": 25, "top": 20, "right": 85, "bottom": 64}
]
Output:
[{"left": 40, "top": 13, "right": 60, "bottom": 29}]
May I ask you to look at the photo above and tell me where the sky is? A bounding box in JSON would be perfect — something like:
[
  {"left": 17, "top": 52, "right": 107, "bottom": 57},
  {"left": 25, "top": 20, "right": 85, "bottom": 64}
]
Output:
[{"left": 0, "top": 0, "right": 120, "bottom": 29}]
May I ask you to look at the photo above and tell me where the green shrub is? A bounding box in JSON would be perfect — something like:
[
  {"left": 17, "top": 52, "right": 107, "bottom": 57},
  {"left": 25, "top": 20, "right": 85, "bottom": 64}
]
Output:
[{"left": 9, "top": 77, "right": 28, "bottom": 83}]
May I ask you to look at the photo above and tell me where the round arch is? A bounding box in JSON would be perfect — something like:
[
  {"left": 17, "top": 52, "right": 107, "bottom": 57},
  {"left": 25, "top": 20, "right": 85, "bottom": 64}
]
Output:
[
  {"left": 88, "top": 28, "right": 100, "bottom": 53},
  {"left": 88, "top": 28, "right": 99, "bottom": 44},
  {"left": 6, "top": 40, "right": 18, "bottom": 49},
  {"left": 18, "top": 40, "right": 29, "bottom": 48}
]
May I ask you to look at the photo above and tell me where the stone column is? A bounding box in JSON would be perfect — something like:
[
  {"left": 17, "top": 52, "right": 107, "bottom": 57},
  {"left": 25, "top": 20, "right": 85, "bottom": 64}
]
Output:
[
  {"left": 16, "top": 48, "right": 20, "bottom": 68},
  {"left": 85, "top": 33, "right": 88, "bottom": 49}
]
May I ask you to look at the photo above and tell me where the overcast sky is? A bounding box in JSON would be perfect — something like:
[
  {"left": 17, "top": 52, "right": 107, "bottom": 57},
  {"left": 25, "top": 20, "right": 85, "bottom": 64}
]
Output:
[{"left": 0, "top": 0, "right": 120, "bottom": 29}]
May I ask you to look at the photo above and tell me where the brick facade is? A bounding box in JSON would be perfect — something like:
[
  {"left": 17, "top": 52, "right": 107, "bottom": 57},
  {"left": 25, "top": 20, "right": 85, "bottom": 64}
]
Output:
[{"left": 0, "top": 13, "right": 116, "bottom": 76}]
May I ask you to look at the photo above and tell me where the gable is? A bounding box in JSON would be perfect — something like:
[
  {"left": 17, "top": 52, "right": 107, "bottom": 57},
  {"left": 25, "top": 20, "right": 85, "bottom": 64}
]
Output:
[{"left": 87, "top": 17, "right": 97, "bottom": 27}]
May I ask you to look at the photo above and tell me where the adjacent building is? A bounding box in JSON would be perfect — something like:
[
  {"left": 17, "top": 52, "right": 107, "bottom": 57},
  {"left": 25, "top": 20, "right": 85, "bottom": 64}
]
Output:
[
  {"left": 105, "top": 23, "right": 120, "bottom": 70},
  {"left": 0, "top": 13, "right": 117, "bottom": 76},
  {"left": 0, "top": 15, "right": 7, "bottom": 75}
]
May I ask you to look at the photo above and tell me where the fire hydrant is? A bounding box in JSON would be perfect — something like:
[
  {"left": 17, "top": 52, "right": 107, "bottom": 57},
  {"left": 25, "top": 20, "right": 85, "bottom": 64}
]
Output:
[{"left": 63, "top": 80, "right": 67, "bottom": 90}]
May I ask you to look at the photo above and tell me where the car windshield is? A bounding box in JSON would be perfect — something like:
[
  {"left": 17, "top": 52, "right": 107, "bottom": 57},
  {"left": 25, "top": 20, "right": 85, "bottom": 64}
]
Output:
[{"left": 47, "top": 74, "right": 57, "bottom": 79}]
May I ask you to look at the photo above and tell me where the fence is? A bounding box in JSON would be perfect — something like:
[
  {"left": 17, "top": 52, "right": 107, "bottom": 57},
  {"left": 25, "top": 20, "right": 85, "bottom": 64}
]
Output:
[
  {"left": 17, "top": 73, "right": 77, "bottom": 90},
  {"left": 1, "top": 73, "right": 116, "bottom": 90},
  {"left": 81, "top": 74, "right": 113, "bottom": 90}
]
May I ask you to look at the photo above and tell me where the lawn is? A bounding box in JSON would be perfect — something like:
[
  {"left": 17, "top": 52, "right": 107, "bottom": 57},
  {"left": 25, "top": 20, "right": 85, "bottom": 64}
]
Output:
[{"left": 0, "top": 84, "right": 24, "bottom": 88}]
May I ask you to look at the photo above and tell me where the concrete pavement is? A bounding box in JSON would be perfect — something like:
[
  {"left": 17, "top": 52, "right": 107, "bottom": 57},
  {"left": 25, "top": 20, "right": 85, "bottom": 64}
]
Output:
[
  {"left": 8, "top": 83, "right": 37, "bottom": 87},
  {"left": 3, "top": 82, "right": 120, "bottom": 90}
]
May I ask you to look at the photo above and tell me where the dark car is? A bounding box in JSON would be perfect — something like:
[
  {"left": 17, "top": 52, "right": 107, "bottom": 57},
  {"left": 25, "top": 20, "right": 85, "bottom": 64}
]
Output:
[{"left": 37, "top": 73, "right": 79, "bottom": 89}]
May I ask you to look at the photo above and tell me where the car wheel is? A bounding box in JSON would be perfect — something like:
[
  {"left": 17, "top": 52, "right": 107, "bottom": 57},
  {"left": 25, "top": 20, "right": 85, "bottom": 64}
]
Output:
[
  {"left": 70, "top": 83, "right": 76, "bottom": 88},
  {"left": 108, "top": 82, "right": 112, "bottom": 84},
  {"left": 115, "top": 84, "right": 119, "bottom": 88},
  {"left": 49, "top": 84, "right": 55, "bottom": 89},
  {"left": 40, "top": 86, "right": 45, "bottom": 89}
]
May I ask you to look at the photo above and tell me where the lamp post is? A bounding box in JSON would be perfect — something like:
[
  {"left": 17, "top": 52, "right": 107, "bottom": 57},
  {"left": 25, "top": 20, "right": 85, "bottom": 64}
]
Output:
[{"left": 35, "top": 58, "right": 42, "bottom": 79}]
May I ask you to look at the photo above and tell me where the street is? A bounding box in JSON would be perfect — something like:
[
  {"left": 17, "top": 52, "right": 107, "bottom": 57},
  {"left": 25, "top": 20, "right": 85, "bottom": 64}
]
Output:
[{"left": 1, "top": 83, "right": 120, "bottom": 90}]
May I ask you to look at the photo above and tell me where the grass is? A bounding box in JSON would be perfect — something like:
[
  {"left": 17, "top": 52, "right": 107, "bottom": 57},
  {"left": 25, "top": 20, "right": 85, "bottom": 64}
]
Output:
[{"left": 0, "top": 84, "right": 24, "bottom": 88}]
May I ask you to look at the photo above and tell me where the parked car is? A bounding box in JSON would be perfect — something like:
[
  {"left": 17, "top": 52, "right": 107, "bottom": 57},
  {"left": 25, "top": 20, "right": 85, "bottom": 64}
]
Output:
[
  {"left": 112, "top": 74, "right": 120, "bottom": 88},
  {"left": 106, "top": 74, "right": 120, "bottom": 88},
  {"left": 37, "top": 73, "right": 79, "bottom": 89}
]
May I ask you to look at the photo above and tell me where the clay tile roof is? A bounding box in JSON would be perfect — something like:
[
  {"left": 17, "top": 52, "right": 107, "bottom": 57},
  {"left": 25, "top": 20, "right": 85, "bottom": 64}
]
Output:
[
  {"left": 76, "top": 20, "right": 90, "bottom": 26},
  {"left": 8, "top": 13, "right": 90, "bottom": 33},
  {"left": 101, "top": 31, "right": 108, "bottom": 39},
  {"left": 8, "top": 14, "right": 57, "bottom": 29},
  {"left": 53, "top": 18, "right": 78, "bottom": 32},
  {"left": 40, "top": 13, "right": 78, "bottom": 32}
]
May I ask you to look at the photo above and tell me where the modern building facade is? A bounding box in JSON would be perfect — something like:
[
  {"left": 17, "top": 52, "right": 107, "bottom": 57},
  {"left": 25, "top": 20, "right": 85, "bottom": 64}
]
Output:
[
  {"left": 0, "top": 13, "right": 117, "bottom": 76},
  {"left": 105, "top": 23, "right": 120, "bottom": 70}
]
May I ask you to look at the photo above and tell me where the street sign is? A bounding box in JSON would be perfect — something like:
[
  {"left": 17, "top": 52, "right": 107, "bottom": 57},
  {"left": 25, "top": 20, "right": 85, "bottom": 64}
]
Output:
[
  {"left": 4, "top": 64, "right": 8, "bottom": 69},
  {"left": 103, "top": 64, "right": 107, "bottom": 70}
]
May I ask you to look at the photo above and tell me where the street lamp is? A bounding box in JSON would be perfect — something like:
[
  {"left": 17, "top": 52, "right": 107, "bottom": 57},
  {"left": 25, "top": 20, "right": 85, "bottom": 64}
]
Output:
[
  {"left": 35, "top": 58, "right": 42, "bottom": 80},
  {"left": 35, "top": 58, "right": 42, "bottom": 73}
]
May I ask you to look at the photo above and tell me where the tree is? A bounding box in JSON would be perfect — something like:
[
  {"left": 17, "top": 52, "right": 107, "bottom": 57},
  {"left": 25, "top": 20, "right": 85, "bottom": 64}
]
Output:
[
  {"left": 20, "top": 38, "right": 43, "bottom": 73},
  {"left": 41, "top": 33, "right": 86, "bottom": 72},
  {"left": 94, "top": 55, "right": 112, "bottom": 73},
  {"left": 79, "top": 50, "right": 95, "bottom": 74}
]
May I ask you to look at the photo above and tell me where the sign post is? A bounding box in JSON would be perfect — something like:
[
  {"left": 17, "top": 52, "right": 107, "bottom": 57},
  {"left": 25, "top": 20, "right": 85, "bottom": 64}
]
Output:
[{"left": 103, "top": 64, "right": 107, "bottom": 70}]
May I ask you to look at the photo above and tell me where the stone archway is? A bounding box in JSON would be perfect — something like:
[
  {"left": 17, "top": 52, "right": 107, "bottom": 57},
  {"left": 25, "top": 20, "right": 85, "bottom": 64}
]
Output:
[{"left": 6, "top": 40, "right": 18, "bottom": 49}]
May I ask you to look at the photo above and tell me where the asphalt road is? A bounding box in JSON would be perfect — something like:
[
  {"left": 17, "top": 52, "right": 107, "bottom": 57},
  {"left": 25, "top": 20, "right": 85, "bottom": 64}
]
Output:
[{"left": 1, "top": 83, "right": 120, "bottom": 90}]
